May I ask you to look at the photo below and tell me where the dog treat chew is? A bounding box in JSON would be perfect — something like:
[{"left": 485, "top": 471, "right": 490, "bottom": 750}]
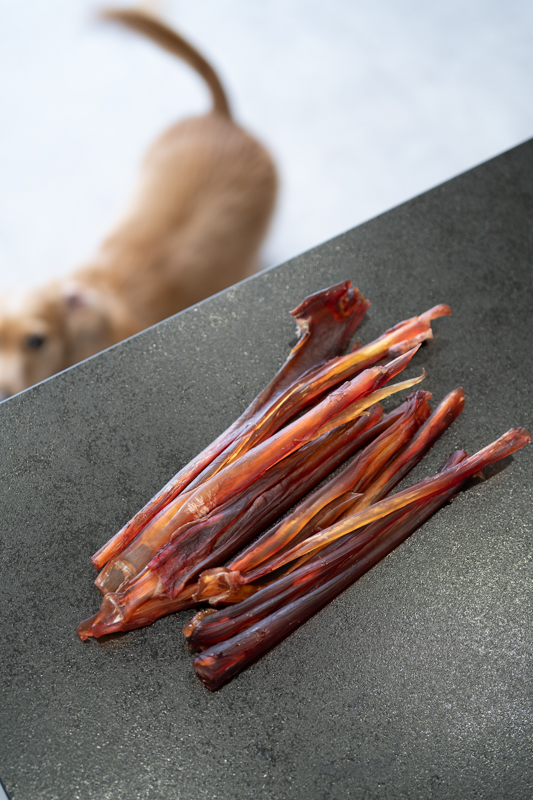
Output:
[
  {"left": 198, "top": 390, "right": 433, "bottom": 594},
  {"left": 89, "top": 405, "right": 417, "bottom": 634},
  {"left": 90, "top": 282, "right": 370, "bottom": 571},
  {"left": 78, "top": 282, "right": 530, "bottom": 692},
  {"left": 194, "top": 389, "right": 465, "bottom": 601},
  {"left": 92, "top": 344, "right": 424, "bottom": 598},
  {"left": 191, "top": 388, "right": 466, "bottom": 605},
  {"left": 78, "top": 349, "right": 425, "bottom": 639},
  {"left": 78, "top": 409, "right": 384, "bottom": 637},
  {"left": 240, "top": 427, "right": 531, "bottom": 578},
  {"left": 91, "top": 284, "right": 450, "bottom": 573},
  {"left": 189, "top": 448, "right": 469, "bottom": 648},
  {"left": 190, "top": 427, "right": 530, "bottom": 691},
  {"left": 191, "top": 452, "right": 471, "bottom": 690}
]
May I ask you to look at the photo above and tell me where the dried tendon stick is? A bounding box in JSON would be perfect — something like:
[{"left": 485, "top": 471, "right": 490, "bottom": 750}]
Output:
[
  {"left": 204, "top": 388, "right": 464, "bottom": 592},
  {"left": 187, "top": 449, "right": 469, "bottom": 649},
  {"left": 192, "top": 426, "right": 531, "bottom": 690},
  {"left": 194, "top": 390, "right": 433, "bottom": 604},
  {"left": 183, "top": 303, "right": 452, "bottom": 489},
  {"left": 83, "top": 408, "right": 395, "bottom": 636},
  {"left": 193, "top": 499, "right": 460, "bottom": 690},
  {"left": 278, "top": 387, "right": 466, "bottom": 581},
  {"left": 193, "top": 387, "right": 464, "bottom": 606},
  {"left": 93, "top": 348, "right": 423, "bottom": 597},
  {"left": 244, "top": 427, "right": 531, "bottom": 579},
  {"left": 109, "top": 408, "right": 386, "bottom": 596},
  {"left": 94, "top": 294, "right": 449, "bottom": 591},
  {"left": 91, "top": 288, "right": 450, "bottom": 573},
  {"left": 333, "top": 386, "right": 466, "bottom": 518},
  {"left": 91, "top": 281, "right": 370, "bottom": 571},
  {"left": 79, "top": 356, "right": 425, "bottom": 639},
  {"left": 79, "top": 403, "right": 409, "bottom": 638}
]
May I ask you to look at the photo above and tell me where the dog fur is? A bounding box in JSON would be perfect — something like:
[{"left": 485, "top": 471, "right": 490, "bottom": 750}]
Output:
[{"left": 0, "top": 8, "right": 277, "bottom": 400}]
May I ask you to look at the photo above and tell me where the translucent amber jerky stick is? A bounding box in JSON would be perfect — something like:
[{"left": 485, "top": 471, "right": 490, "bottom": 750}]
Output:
[
  {"left": 76, "top": 585, "right": 199, "bottom": 640},
  {"left": 192, "top": 453, "right": 470, "bottom": 689},
  {"left": 91, "top": 281, "right": 370, "bottom": 570},
  {"left": 79, "top": 412, "right": 390, "bottom": 638},
  {"left": 239, "top": 427, "right": 531, "bottom": 580},
  {"left": 94, "top": 349, "right": 422, "bottom": 595},
  {"left": 164, "top": 414, "right": 387, "bottom": 598},
  {"left": 92, "top": 291, "right": 449, "bottom": 572},
  {"left": 184, "top": 304, "right": 451, "bottom": 487},
  {"left": 198, "top": 390, "right": 432, "bottom": 595},
  {"left": 122, "top": 367, "right": 425, "bottom": 591},
  {"left": 79, "top": 408, "right": 400, "bottom": 638},
  {"left": 187, "top": 450, "right": 468, "bottom": 649},
  {"left": 281, "top": 388, "right": 466, "bottom": 577},
  {"left": 80, "top": 367, "right": 426, "bottom": 639},
  {"left": 354, "top": 387, "right": 465, "bottom": 512},
  {"left": 97, "top": 407, "right": 383, "bottom": 597}
]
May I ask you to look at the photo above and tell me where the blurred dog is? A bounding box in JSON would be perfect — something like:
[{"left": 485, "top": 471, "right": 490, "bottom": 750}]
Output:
[{"left": 0, "top": 8, "right": 277, "bottom": 400}]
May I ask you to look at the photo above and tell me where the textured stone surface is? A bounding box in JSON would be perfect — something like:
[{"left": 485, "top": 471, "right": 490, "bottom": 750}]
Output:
[{"left": 1, "top": 140, "right": 532, "bottom": 800}]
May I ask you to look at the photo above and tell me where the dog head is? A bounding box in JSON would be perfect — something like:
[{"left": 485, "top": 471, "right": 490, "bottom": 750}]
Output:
[{"left": 0, "top": 281, "right": 118, "bottom": 400}]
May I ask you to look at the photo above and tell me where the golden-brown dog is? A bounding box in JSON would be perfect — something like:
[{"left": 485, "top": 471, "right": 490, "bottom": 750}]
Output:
[{"left": 0, "top": 8, "right": 277, "bottom": 400}]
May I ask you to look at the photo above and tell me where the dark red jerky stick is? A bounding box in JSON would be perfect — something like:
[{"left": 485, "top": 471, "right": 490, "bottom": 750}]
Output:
[
  {"left": 239, "top": 303, "right": 450, "bottom": 457},
  {"left": 358, "top": 387, "right": 466, "bottom": 509},
  {"left": 188, "top": 451, "right": 469, "bottom": 650},
  {"left": 89, "top": 396, "right": 503, "bottom": 643},
  {"left": 97, "top": 347, "right": 422, "bottom": 599},
  {"left": 78, "top": 405, "right": 408, "bottom": 639},
  {"left": 334, "top": 390, "right": 432, "bottom": 496},
  {"left": 225, "top": 391, "right": 432, "bottom": 579},
  {"left": 262, "top": 393, "right": 432, "bottom": 561},
  {"left": 91, "top": 281, "right": 369, "bottom": 571},
  {"left": 245, "top": 281, "right": 370, "bottom": 418},
  {"left": 86, "top": 415, "right": 388, "bottom": 635},
  {"left": 78, "top": 407, "right": 397, "bottom": 639},
  {"left": 156, "top": 409, "right": 387, "bottom": 597},
  {"left": 187, "top": 503, "right": 419, "bottom": 650},
  {"left": 174, "top": 337, "right": 422, "bottom": 497},
  {"left": 154, "top": 397, "right": 416, "bottom": 597},
  {"left": 192, "top": 453, "right": 470, "bottom": 688},
  {"left": 250, "top": 427, "right": 531, "bottom": 573}
]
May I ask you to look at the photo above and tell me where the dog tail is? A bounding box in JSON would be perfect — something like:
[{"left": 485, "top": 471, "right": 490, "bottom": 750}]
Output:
[{"left": 100, "top": 7, "right": 232, "bottom": 118}]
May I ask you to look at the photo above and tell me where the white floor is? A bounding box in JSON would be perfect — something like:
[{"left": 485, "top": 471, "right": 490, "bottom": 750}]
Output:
[{"left": 1, "top": 0, "right": 533, "bottom": 291}]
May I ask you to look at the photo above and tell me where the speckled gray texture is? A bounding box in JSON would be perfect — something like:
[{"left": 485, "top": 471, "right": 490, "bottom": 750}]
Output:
[{"left": 1, "top": 141, "right": 532, "bottom": 800}]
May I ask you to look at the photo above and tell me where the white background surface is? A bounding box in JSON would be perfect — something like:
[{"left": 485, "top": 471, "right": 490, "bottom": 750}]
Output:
[{"left": 1, "top": 0, "right": 533, "bottom": 291}]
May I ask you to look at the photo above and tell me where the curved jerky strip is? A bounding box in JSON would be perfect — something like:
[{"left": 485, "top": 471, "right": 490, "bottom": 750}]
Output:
[
  {"left": 249, "top": 427, "right": 531, "bottom": 575},
  {"left": 190, "top": 451, "right": 476, "bottom": 689},
  {"left": 100, "top": 407, "right": 392, "bottom": 597},
  {"left": 187, "top": 304, "right": 452, "bottom": 488},
  {"left": 158, "top": 411, "right": 385, "bottom": 598},
  {"left": 79, "top": 409, "right": 394, "bottom": 638},
  {"left": 354, "top": 387, "right": 466, "bottom": 511},
  {"left": 92, "top": 292, "right": 449, "bottom": 573},
  {"left": 244, "top": 281, "right": 370, "bottom": 416},
  {"left": 91, "top": 281, "right": 370, "bottom": 571},
  {"left": 188, "top": 451, "right": 470, "bottom": 648},
  {"left": 79, "top": 411, "right": 392, "bottom": 638},
  {"left": 218, "top": 390, "right": 432, "bottom": 580},
  {"left": 94, "top": 348, "right": 422, "bottom": 596},
  {"left": 79, "top": 357, "right": 425, "bottom": 639}
]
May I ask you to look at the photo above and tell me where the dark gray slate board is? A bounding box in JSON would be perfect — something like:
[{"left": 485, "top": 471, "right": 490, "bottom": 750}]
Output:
[{"left": 1, "top": 139, "right": 532, "bottom": 800}]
